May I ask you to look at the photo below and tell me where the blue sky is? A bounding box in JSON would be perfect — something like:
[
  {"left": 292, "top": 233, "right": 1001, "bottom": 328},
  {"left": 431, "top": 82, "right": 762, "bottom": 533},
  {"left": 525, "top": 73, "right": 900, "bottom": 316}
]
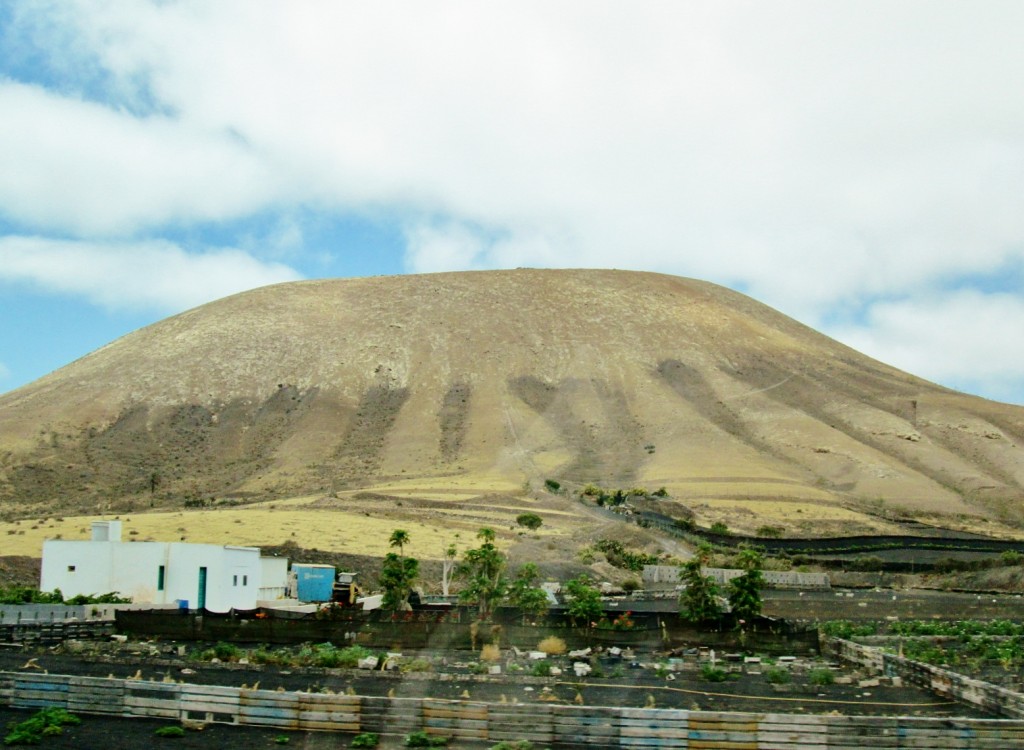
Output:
[{"left": 1, "top": 1, "right": 1023, "bottom": 405}]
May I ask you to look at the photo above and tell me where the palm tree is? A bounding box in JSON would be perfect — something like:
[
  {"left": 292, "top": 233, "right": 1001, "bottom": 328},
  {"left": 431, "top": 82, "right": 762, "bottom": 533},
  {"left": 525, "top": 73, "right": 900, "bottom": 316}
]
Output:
[{"left": 389, "top": 529, "right": 410, "bottom": 557}]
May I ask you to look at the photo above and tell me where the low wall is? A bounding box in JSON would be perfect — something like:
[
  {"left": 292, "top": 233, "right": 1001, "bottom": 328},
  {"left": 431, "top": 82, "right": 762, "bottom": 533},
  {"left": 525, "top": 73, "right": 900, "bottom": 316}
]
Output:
[
  {"left": 2, "top": 670, "right": 1023, "bottom": 748},
  {"left": 643, "top": 566, "right": 831, "bottom": 590},
  {"left": 0, "top": 621, "right": 114, "bottom": 645},
  {"left": 0, "top": 603, "right": 176, "bottom": 624},
  {"left": 829, "top": 638, "right": 1024, "bottom": 719}
]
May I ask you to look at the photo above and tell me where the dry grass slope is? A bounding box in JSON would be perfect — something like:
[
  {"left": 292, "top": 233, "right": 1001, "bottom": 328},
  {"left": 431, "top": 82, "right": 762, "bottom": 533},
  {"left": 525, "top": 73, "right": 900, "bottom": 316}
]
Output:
[{"left": 0, "top": 269, "right": 1022, "bottom": 538}]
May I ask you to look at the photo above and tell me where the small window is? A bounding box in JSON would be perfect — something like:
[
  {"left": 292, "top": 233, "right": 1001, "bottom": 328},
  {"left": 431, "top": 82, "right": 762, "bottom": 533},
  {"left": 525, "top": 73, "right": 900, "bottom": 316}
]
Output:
[
  {"left": 243, "top": 575, "right": 248, "bottom": 586},
  {"left": 157, "top": 565, "right": 165, "bottom": 591},
  {"left": 67, "top": 565, "right": 76, "bottom": 573},
  {"left": 233, "top": 575, "right": 238, "bottom": 586}
]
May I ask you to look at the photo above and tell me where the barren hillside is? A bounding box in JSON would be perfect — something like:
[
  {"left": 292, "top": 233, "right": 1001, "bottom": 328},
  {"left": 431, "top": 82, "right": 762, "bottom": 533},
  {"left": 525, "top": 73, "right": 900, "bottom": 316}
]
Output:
[{"left": 1, "top": 269, "right": 1022, "bottom": 533}]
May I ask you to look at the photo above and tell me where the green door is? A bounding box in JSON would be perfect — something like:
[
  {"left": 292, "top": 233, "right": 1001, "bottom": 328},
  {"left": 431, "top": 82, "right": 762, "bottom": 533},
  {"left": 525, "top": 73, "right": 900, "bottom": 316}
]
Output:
[{"left": 197, "top": 567, "right": 208, "bottom": 610}]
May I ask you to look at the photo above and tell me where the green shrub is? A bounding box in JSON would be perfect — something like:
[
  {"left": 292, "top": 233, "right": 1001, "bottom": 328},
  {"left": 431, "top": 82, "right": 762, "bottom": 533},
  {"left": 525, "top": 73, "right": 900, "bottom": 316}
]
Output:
[
  {"left": 4, "top": 707, "right": 80, "bottom": 745},
  {"left": 250, "top": 645, "right": 284, "bottom": 665},
  {"left": 401, "top": 658, "right": 433, "bottom": 673},
  {"left": 352, "top": 733, "right": 380, "bottom": 748},
  {"left": 0, "top": 586, "right": 65, "bottom": 605},
  {"left": 700, "top": 665, "right": 727, "bottom": 682},
  {"left": 154, "top": 725, "right": 186, "bottom": 738},
  {"left": 274, "top": 737, "right": 290, "bottom": 745},
  {"left": 543, "top": 479, "right": 561, "bottom": 493},
  {"left": 296, "top": 642, "right": 374, "bottom": 668},
  {"left": 531, "top": 660, "right": 553, "bottom": 677},
  {"left": 405, "top": 730, "right": 448, "bottom": 747},
  {"left": 765, "top": 667, "right": 791, "bottom": 684},
  {"left": 516, "top": 513, "right": 543, "bottom": 530},
  {"left": 212, "top": 641, "right": 243, "bottom": 661},
  {"left": 490, "top": 742, "right": 534, "bottom": 750},
  {"left": 808, "top": 668, "right": 835, "bottom": 686},
  {"left": 710, "top": 522, "right": 730, "bottom": 535},
  {"left": 756, "top": 525, "right": 783, "bottom": 538}
]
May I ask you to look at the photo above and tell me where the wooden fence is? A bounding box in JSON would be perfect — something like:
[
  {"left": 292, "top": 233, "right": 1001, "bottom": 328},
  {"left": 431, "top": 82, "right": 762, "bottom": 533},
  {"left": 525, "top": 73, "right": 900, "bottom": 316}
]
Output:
[{"left": 3, "top": 670, "right": 1024, "bottom": 748}]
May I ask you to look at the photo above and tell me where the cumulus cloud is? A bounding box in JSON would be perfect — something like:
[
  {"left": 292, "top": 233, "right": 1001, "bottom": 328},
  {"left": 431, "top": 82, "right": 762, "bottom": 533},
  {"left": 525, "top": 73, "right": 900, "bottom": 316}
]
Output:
[
  {"left": 0, "top": 236, "right": 303, "bottom": 312},
  {"left": 0, "top": 81, "right": 279, "bottom": 235},
  {"left": 828, "top": 290, "right": 1024, "bottom": 402},
  {"left": 3, "top": 2, "right": 1024, "bottom": 400}
]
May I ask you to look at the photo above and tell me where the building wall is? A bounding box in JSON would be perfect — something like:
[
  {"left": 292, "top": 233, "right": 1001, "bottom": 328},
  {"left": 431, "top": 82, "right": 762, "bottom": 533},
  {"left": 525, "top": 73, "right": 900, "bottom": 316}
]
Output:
[
  {"left": 40, "top": 540, "right": 267, "bottom": 613},
  {"left": 259, "top": 557, "right": 289, "bottom": 602}
]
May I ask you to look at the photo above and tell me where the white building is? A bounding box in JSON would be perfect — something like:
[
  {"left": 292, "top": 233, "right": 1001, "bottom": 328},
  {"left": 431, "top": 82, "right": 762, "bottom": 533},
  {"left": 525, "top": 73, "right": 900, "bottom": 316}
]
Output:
[{"left": 40, "top": 521, "right": 289, "bottom": 613}]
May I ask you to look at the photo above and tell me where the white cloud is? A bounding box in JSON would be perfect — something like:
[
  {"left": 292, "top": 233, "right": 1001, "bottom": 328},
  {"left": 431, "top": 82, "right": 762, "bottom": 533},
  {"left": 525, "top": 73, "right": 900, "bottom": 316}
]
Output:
[
  {"left": 0, "top": 361, "right": 10, "bottom": 382},
  {"left": 0, "top": 236, "right": 303, "bottom": 312},
  {"left": 4, "top": 2, "right": 1024, "bottom": 400},
  {"left": 405, "top": 223, "right": 487, "bottom": 274},
  {"left": 0, "top": 81, "right": 281, "bottom": 235},
  {"left": 828, "top": 290, "right": 1024, "bottom": 402}
]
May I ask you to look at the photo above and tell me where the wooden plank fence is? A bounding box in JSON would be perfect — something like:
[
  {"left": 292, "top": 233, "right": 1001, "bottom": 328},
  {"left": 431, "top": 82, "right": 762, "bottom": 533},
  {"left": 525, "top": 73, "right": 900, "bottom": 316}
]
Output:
[{"left": 3, "top": 670, "right": 1024, "bottom": 748}]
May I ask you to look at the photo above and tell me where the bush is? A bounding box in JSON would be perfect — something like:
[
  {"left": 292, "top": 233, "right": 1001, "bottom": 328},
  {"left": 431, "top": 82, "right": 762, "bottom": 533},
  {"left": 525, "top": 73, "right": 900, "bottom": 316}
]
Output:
[
  {"left": 543, "top": 479, "right": 561, "bottom": 493},
  {"left": 756, "top": 525, "right": 783, "bottom": 538},
  {"left": 296, "top": 642, "right": 374, "bottom": 668},
  {"left": 480, "top": 644, "right": 501, "bottom": 662},
  {"left": 710, "top": 522, "right": 730, "bottom": 535},
  {"left": 405, "top": 731, "right": 448, "bottom": 747},
  {"left": 212, "top": 642, "right": 243, "bottom": 661},
  {"left": 765, "top": 667, "right": 791, "bottom": 684},
  {"left": 352, "top": 732, "right": 380, "bottom": 748},
  {"left": 850, "top": 556, "right": 885, "bottom": 571},
  {"left": 537, "top": 636, "right": 566, "bottom": 655},
  {"left": 808, "top": 668, "right": 835, "bottom": 686},
  {"left": 250, "top": 645, "right": 284, "bottom": 665},
  {"left": 490, "top": 742, "right": 533, "bottom": 750},
  {"left": 5, "top": 708, "right": 81, "bottom": 745},
  {"left": 154, "top": 725, "right": 186, "bottom": 738},
  {"left": 516, "top": 513, "right": 543, "bottom": 530},
  {"left": 531, "top": 660, "right": 553, "bottom": 677},
  {"left": 621, "top": 577, "right": 641, "bottom": 594},
  {"left": 401, "top": 658, "right": 433, "bottom": 673},
  {"left": 821, "top": 620, "right": 878, "bottom": 640},
  {"left": 700, "top": 665, "right": 727, "bottom": 682}
]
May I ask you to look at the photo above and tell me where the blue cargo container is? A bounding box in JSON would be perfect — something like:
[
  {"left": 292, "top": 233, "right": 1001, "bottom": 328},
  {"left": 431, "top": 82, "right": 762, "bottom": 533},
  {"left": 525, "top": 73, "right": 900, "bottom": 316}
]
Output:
[{"left": 292, "top": 563, "right": 336, "bottom": 602}]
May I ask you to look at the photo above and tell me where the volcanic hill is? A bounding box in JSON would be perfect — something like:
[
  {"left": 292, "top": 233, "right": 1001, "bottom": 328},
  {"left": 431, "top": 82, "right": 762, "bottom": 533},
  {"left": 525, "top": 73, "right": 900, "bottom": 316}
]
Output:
[{"left": 1, "top": 269, "right": 1022, "bottom": 535}]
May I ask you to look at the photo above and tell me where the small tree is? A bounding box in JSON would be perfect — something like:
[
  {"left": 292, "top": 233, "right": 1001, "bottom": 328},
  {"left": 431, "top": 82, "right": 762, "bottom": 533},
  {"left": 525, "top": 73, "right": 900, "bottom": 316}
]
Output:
[
  {"left": 679, "top": 559, "right": 722, "bottom": 624},
  {"left": 516, "top": 512, "right": 543, "bottom": 530},
  {"left": 564, "top": 575, "right": 603, "bottom": 627},
  {"left": 389, "top": 529, "right": 410, "bottom": 557},
  {"left": 727, "top": 547, "right": 765, "bottom": 625},
  {"left": 380, "top": 552, "right": 419, "bottom": 609},
  {"left": 458, "top": 527, "right": 506, "bottom": 620},
  {"left": 506, "top": 563, "right": 550, "bottom": 621}
]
